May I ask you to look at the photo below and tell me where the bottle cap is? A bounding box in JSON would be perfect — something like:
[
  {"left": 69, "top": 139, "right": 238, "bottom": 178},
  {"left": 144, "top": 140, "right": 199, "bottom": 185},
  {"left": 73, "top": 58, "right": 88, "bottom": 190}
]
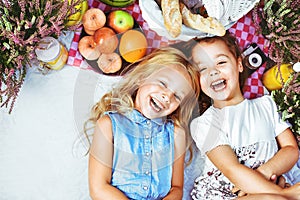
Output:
[{"left": 35, "top": 37, "right": 60, "bottom": 62}]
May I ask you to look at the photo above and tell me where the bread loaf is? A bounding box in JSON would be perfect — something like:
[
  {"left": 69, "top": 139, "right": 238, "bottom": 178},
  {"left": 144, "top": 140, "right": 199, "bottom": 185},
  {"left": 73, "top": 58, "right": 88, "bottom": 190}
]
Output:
[
  {"left": 180, "top": 3, "right": 225, "bottom": 36},
  {"left": 161, "top": 0, "right": 182, "bottom": 38}
]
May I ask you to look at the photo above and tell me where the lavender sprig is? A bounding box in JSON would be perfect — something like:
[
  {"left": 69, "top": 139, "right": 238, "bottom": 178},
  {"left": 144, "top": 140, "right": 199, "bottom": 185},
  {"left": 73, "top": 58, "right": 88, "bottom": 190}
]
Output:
[
  {"left": 272, "top": 72, "right": 300, "bottom": 146},
  {"left": 0, "top": 0, "right": 83, "bottom": 113},
  {"left": 252, "top": 0, "right": 300, "bottom": 66},
  {"left": 254, "top": 0, "right": 300, "bottom": 146}
]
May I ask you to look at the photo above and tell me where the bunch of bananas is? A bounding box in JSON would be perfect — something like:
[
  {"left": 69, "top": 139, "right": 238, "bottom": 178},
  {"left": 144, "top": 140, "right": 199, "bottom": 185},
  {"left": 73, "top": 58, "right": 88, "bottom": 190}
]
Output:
[{"left": 66, "top": 0, "right": 89, "bottom": 26}]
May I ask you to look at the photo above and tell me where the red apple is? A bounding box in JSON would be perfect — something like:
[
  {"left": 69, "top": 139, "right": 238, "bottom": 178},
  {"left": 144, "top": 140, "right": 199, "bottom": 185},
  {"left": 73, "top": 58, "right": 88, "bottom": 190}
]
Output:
[
  {"left": 107, "top": 10, "right": 134, "bottom": 33},
  {"left": 97, "top": 52, "right": 122, "bottom": 74},
  {"left": 82, "top": 8, "right": 106, "bottom": 33},
  {"left": 78, "top": 36, "right": 101, "bottom": 60},
  {"left": 94, "top": 27, "right": 119, "bottom": 54}
]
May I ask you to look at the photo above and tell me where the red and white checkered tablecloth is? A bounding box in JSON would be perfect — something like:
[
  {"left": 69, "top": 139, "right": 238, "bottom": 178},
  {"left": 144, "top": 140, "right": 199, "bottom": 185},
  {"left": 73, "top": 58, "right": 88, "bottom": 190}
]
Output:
[
  {"left": 229, "top": 12, "right": 270, "bottom": 99},
  {"left": 67, "top": 0, "right": 269, "bottom": 99}
]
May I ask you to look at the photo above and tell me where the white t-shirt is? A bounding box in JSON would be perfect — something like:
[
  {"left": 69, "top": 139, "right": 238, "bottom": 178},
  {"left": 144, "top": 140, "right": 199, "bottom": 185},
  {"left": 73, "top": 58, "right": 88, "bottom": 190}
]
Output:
[{"left": 190, "top": 95, "right": 298, "bottom": 199}]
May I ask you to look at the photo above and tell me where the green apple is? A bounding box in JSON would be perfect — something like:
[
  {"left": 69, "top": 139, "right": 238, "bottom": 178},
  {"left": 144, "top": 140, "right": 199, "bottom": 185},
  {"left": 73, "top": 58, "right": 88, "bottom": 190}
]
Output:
[{"left": 107, "top": 10, "right": 134, "bottom": 34}]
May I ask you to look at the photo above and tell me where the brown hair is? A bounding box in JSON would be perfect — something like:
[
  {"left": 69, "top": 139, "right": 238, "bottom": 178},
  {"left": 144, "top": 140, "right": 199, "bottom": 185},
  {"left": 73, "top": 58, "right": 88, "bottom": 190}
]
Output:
[{"left": 172, "top": 31, "right": 249, "bottom": 115}]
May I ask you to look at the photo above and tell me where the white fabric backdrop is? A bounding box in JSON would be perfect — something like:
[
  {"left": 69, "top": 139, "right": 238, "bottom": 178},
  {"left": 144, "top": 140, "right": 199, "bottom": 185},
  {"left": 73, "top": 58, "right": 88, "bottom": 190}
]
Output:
[
  {"left": 0, "top": 65, "right": 205, "bottom": 200},
  {"left": 0, "top": 65, "right": 121, "bottom": 200},
  {"left": 0, "top": 27, "right": 205, "bottom": 198}
]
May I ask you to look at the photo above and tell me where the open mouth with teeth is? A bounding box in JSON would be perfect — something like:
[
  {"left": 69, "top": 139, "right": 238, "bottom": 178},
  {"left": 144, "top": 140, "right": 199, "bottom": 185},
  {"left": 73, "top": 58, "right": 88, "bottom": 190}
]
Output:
[
  {"left": 150, "top": 97, "right": 164, "bottom": 112},
  {"left": 211, "top": 79, "right": 226, "bottom": 91}
]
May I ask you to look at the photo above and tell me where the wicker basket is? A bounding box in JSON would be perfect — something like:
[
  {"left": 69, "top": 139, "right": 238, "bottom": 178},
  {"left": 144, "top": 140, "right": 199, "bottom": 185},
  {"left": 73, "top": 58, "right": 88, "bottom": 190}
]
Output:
[{"left": 139, "top": 0, "right": 259, "bottom": 41}]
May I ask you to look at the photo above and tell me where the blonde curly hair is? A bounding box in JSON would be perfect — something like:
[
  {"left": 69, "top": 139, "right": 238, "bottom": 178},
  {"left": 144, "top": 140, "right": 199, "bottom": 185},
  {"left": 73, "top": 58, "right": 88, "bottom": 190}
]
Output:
[{"left": 84, "top": 47, "right": 200, "bottom": 152}]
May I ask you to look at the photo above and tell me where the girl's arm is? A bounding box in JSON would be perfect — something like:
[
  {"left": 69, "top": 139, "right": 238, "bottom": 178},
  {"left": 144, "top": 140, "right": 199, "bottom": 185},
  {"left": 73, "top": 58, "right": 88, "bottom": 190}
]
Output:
[
  {"left": 238, "top": 184, "right": 300, "bottom": 200},
  {"left": 163, "top": 126, "right": 186, "bottom": 200},
  {"left": 88, "top": 116, "right": 128, "bottom": 200},
  {"left": 256, "top": 128, "right": 299, "bottom": 181},
  {"left": 207, "top": 144, "right": 285, "bottom": 194},
  {"left": 210, "top": 145, "right": 300, "bottom": 198}
]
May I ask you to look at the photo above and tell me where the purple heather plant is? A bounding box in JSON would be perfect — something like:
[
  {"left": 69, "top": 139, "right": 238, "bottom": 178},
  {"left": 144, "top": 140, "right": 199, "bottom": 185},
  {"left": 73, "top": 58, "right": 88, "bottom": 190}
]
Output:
[
  {"left": 252, "top": 0, "right": 300, "bottom": 65},
  {"left": 0, "top": 0, "right": 83, "bottom": 113},
  {"left": 271, "top": 72, "right": 300, "bottom": 146},
  {"left": 253, "top": 0, "right": 300, "bottom": 145}
]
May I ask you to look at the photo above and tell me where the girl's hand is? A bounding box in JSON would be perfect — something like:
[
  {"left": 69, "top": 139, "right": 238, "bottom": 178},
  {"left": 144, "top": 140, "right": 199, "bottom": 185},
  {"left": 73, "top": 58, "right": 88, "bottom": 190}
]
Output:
[
  {"left": 256, "top": 165, "right": 274, "bottom": 182},
  {"left": 236, "top": 183, "right": 299, "bottom": 200},
  {"left": 256, "top": 167, "right": 287, "bottom": 187},
  {"left": 231, "top": 174, "right": 288, "bottom": 196},
  {"left": 270, "top": 175, "right": 289, "bottom": 188},
  {"left": 231, "top": 187, "right": 247, "bottom": 197},
  {"left": 281, "top": 183, "right": 300, "bottom": 200}
]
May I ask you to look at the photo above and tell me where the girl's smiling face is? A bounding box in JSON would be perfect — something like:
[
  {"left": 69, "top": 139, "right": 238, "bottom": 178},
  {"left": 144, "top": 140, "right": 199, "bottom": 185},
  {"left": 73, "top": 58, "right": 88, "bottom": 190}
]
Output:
[
  {"left": 135, "top": 65, "right": 193, "bottom": 119},
  {"left": 192, "top": 39, "right": 244, "bottom": 108}
]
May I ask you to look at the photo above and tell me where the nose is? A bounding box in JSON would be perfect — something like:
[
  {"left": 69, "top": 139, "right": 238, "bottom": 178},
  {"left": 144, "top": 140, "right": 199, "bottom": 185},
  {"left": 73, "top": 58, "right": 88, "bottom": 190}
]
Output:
[
  {"left": 161, "top": 91, "right": 172, "bottom": 103},
  {"left": 209, "top": 67, "right": 220, "bottom": 76}
]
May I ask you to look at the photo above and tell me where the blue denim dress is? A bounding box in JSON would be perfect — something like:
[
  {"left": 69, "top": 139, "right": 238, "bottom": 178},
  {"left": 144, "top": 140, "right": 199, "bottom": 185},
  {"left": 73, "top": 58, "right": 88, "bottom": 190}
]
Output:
[{"left": 106, "top": 110, "right": 174, "bottom": 200}]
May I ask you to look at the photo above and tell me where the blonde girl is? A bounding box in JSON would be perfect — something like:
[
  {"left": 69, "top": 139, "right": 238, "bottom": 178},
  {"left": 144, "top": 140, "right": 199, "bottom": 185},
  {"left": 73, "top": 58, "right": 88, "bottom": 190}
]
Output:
[{"left": 85, "top": 47, "right": 200, "bottom": 200}]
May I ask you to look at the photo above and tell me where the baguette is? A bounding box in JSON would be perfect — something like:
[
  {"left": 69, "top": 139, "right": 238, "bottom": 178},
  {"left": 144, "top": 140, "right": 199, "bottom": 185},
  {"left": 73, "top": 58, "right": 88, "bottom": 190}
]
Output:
[
  {"left": 180, "top": 3, "right": 226, "bottom": 36},
  {"left": 161, "top": 0, "right": 182, "bottom": 38}
]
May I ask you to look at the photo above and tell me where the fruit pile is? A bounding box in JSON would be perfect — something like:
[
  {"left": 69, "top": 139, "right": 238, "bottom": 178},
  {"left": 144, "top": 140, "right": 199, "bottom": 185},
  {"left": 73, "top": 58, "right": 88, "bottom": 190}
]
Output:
[{"left": 78, "top": 8, "right": 148, "bottom": 74}]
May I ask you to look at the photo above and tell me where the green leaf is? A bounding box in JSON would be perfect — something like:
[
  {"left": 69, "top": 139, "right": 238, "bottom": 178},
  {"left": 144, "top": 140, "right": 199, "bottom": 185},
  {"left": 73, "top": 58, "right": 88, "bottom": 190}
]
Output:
[{"left": 3, "top": 42, "right": 10, "bottom": 49}]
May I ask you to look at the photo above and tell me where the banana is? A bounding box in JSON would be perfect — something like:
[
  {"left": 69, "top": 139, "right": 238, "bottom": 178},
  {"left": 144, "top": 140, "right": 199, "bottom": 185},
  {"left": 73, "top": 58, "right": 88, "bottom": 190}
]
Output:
[
  {"left": 99, "top": 0, "right": 135, "bottom": 7},
  {"left": 78, "top": 0, "right": 88, "bottom": 21},
  {"left": 66, "top": 0, "right": 88, "bottom": 27}
]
